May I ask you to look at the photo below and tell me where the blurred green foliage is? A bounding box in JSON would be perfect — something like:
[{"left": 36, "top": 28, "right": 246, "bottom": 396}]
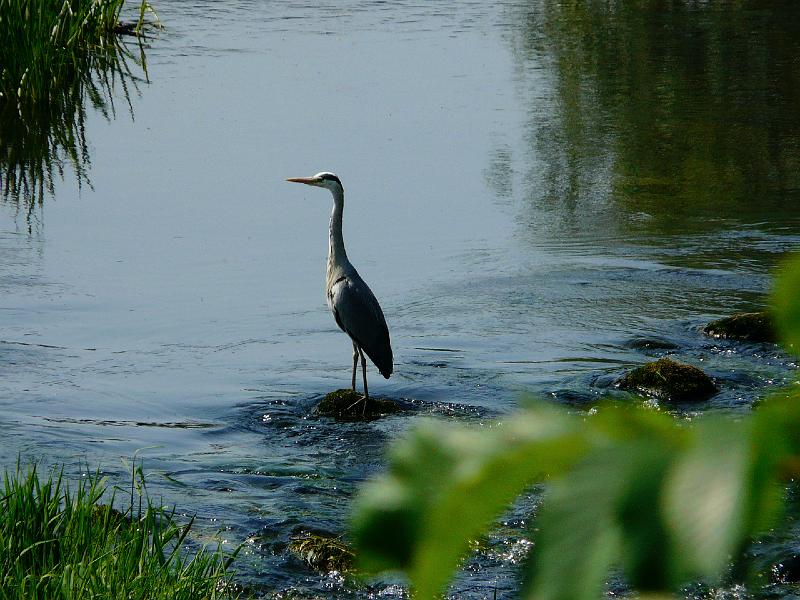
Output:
[{"left": 352, "top": 254, "right": 800, "bottom": 599}]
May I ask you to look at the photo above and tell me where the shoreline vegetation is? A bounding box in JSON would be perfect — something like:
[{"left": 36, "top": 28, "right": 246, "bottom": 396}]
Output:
[
  {"left": 0, "top": 0, "right": 158, "bottom": 107},
  {"left": 0, "top": 461, "right": 239, "bottom": 600},
  {"left": 0, "top": 0, "right": 159, "bottom": 213}
]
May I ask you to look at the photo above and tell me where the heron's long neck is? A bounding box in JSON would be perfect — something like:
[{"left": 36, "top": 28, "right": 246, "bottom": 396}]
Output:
[{"left": 328, "top": 187, "right": 348, "bottom": 271}]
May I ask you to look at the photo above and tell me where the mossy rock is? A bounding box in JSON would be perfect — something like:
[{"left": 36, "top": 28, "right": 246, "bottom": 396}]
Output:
[
  {"left": 91, "top": 504, "right": 130, "bottom": 529},
  {"left": 316, "top": 389, "right": 402, "bottom": 421},
  {"left": 288, "top": 533, "right": 355, "bottom": 573},
  {"left": 617, "top": 357, "right": 717, "bottom": 403},
  {"left": 703, "top": 311, "right": 776, "bottom": 342}
]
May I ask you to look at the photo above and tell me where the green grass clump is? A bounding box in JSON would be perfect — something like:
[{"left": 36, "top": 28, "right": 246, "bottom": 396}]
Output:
[
  {"left": 0, "top": 0, "right": 154, "bottom": 106},
  {"left": 0, "top": 0, "right": 157, "bottom": 212},
  {"left": 0, "top": 462, "right": 239, "bottom": 600}
]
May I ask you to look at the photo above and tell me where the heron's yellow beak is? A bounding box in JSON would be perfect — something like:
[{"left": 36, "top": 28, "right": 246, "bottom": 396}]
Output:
[{"left": 286, "top": 177, "right": 319, "bottom": 186}]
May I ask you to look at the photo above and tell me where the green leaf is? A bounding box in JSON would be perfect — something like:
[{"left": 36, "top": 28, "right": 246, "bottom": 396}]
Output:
[
  {"left": 662, "top": 418, "right": 750, "bottom": 579},
  {"left": 350, "top": 475, "right": 421, "bottom": 573},
  {"left": 527, "top": 408, "right": 682, "bottom": 599},
  {"left": 616, "top": 442, "right": 679, "bottom": 591},
  {"left": 524, "top": 449, "right": 622, "bottom": 600},
  {"left": 411, "top": 408, "right": 588, "bottom": 599},
  {"left": 744, "top": 398, "right": 793, "bottom": 533},
  {"left": 352, "top": 404, "right": 589, "bottom": 598},
  {"left": 772, "top": 253, "right": 800, "bottom": 356}
]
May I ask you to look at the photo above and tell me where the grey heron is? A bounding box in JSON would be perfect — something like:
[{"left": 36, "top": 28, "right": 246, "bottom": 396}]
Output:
[{"left": 286, "top": 172, "right": 393, "bottom": 403}]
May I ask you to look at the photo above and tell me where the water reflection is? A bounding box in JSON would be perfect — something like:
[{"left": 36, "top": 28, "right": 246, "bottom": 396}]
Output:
[
  {"left": 505, "top": 2, "right": 800, "bottom": 238},
  {"left": 0, "top": 36, "right": 149, "bottom": 218}
]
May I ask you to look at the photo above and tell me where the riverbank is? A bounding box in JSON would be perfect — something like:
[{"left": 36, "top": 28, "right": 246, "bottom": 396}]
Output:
[{"left": 0, "top": 462, "right": 238, "bottom": 599}]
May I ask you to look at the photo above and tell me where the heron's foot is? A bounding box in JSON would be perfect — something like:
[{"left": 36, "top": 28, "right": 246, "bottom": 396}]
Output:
[
  {"left": 317, "top": 389, "right": 401, "bottom": 421},
  {"left": 345, "top": 395, "right": 367, "bottom": 413}
]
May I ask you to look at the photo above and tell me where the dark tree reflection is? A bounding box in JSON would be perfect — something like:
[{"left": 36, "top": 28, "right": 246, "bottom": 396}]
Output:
[
  {"left": 0, "top": 37, "right": 148, "bottom": 220},
  {"left": 505, "top": 1, "right": 800, "bottom": 238}
]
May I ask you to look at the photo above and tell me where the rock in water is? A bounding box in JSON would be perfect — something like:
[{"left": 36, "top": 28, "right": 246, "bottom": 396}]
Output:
[
  {"left": 288, "top": 533, "right": 355, "bottom": 573},
  {"left": 703, "top": 311, "right": 776, "bottom": 342},
  {"left": 623, "top": 337, "right": 679, "bottom": 351},
  {"left": 617, "top": 358, "right": 717, "bottom": 403},
  {"left": 316, "top": 389, "right": 401, "bottom": 421}
]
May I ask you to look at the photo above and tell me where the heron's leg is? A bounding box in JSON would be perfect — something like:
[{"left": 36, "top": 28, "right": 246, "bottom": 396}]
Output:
[
  {"left": 359, "top": 347, "right": 369, "bottom": 402},
  {"left": 345, "top": 345, "right": 368, "bottom": 414},
  {"left": 351, "top": 342, "right": 359, "bottom": 391}
]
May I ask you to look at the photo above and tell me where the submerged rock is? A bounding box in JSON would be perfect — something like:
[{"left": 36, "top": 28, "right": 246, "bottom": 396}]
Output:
[
  {"left": 288, "top": 532, "right": 355, "bottom": 573},
  {"left": 616, "top": 357, "right": 717, "bottom": 403},
  {"left": 623, "top": 337, "right": 679, "bottom": 351},
  {"left": 91, "top": 504, "right": 130, "bottom": 528},
  {"left": 316, "top": 389, "right": 402, "bottom": 421},
  {"left": 703, "top": 311, "right": 776, "bottom": 342}
]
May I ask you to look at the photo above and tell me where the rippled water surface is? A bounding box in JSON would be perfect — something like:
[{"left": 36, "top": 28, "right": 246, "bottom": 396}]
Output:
[{"left": 2, "top": 1, "right": 800, "bottom": 597}]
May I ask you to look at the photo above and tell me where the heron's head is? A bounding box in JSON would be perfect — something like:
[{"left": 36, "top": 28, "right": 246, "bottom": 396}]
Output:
[{"left": 285, "top": 172, "right": 342, "bottom": 191}]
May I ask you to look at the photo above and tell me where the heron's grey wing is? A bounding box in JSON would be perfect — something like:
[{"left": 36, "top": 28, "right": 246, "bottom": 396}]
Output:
[{"left": 329, "top": 275, "right": 393, "bottom": 378}]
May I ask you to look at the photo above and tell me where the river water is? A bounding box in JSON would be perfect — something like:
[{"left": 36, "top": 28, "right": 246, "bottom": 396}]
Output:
[{"left": 1, "top": 2, "right": 799, "bottom": 597}]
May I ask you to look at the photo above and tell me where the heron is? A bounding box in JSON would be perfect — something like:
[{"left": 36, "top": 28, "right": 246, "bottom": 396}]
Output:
[{"left": 286, "top": 172, "right": 393, "bottom": 404}]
